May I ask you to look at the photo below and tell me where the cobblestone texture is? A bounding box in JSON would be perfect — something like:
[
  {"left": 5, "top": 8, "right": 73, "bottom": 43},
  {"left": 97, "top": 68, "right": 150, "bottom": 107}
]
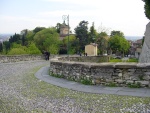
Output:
[{"left": 0, "top": 61, "right": 150, "bottom": 113}]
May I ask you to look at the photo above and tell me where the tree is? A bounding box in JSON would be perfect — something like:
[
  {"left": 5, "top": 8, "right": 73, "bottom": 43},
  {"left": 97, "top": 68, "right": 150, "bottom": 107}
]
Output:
[
  {"left": 143, "top": 0, "right": 150, "bottom": 20},
  {"left": 34, "top": 27, "right": 60, "bottom": 54},
  {"left": 110, "top": 30, "right": 124, "bottom": 37},
  {"left": 27, "top": 43, "right": 41, "bottom": 54},
  {"left": 0, "top": 43, "right": 3, "bottom": 53},
  {"left": 96, "top": 32, "right": 109, "bottom": 55},
  {"left": 98, "top": 32, "right": 108, "bottom": 37},
  {"left": 108, "top": 34, "right": 130, "bottom": 56},
  {"left": 61, "top": 35, "right": 77, "bottom": 54},
  {"left": 33, "top": 27, "right": 46, "bottom": 34},
  {"left": 3, "top": 41, "right": 10, "bottom": 54},
  {"left": 55, "top": 23, "right": 61, "bottom": 33},
  {"left": 88, "top": 22, "right": 98, "bottom": 43},
  {"left": 25, "top": 30, "right": 34, "bottom": 43},
  {"left": 74, "top": 20, "right": 89, "bottom": 51},
  {"left": 22, "top": 34, "right": 26, "bottom": 46}
]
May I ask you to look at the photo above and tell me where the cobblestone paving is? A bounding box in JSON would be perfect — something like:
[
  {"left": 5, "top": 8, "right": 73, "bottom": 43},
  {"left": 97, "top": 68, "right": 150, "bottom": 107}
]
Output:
[{"left": 0, "top": 61, "right": 150, "bottom": 113}]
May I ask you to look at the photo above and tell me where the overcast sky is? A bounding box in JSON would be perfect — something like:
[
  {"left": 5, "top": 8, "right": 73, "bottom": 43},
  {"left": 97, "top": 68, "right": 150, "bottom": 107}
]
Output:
[{"left": 0, "top": 0, "right": 149, "bottom": 36}]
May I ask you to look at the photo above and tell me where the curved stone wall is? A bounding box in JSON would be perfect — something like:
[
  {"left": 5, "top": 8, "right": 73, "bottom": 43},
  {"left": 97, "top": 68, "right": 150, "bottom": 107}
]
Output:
[
  {"left": 58, "top": 56, "right": 110, "bottom": 63},
  {"left": 50, "top": 57, "right": 150, "bottom": 88},
  {"left": 0, "top": 55, "right": 45, "bottom": 63}
]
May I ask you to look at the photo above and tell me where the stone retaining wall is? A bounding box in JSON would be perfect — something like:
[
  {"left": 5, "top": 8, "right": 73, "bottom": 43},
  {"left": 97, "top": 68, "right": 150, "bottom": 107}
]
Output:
[
  {"left": 50, "top": 57, "right": 150, "bottom": 88},
  {"left": 0, "top": 55, "right": 45, "bottom": 63}
]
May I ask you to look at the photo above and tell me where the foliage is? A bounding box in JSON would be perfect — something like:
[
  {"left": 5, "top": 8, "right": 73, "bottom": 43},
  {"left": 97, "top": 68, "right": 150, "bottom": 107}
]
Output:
[
  {"left": 144, "top": 0, "right": 150, "bottom": 20},
  {"left": 109, "top": 58, "right": 122, "bottom": 62},
  {"left": 9, "top": 33, "right": 21, "bottom": 44},
  {"left": 109, "top": 58, "right": 138, "bottom": 62},
  {"left": 26, "top": 31, "right": 35, "bottom": 43},
  {"left": 81, "top": 79, "right": 93, "bottom": 85},
  {"left": 55, "top": 23, "right": 61, "bottom": 33},
  {"left": 127, "top": 82, "right": 141, "bottom": 88},
  {"left": 138, "top": 75, "right": 144, "bottom": 80},
  {"left": 34, "top": 28, "right": 60, "bottom": 54},
  {"left": 61, "top": 35, "right": 78, "bottom": 54},
  {"left": 8, "top": 48, "right": 27, "bottom": 55},
  {"left": 88, "top": 22, "right": 98, "bottom": 43},
  {"left": 110, "top": 30, "right": 124, "bottom": 37},
  {"left": 3, "top": 41, "right": 11, "bottom": 54},
  {"left": 99, "top": 32, "right": 108, "bottom": 37},
  {"left": 128, "top": 58, "right": 138, "bottom": 62},
  {"left": 27, "top": 43, "right": 41, "bottom": 54},
  {"left": 74, "top": 20, "right": 89, "bottom": 51},
  {"left": 96, "top": 34, "right": 109, "bottom": 55},
  {"left": 47, "top": 44, "right": 59, "bottom": 54},
  {"left": 33, "top": 27, "right": 46, "bottom": 33},
  {"left": 51, "top": 73, "right": 65, "bottom": 78},
  {"left": 108, "top": 34, "right": 130, "bottom": 55},
  {"left": 106, "top": 82, "right": 117, "bottom": 87},
  {"left": 0, "top": 43, "right": 3, "bottom": 52}
]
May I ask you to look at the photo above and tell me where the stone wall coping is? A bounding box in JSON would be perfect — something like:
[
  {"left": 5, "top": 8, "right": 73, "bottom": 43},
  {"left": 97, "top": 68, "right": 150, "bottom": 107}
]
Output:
[
  {"left": 50, "top": 58, "right": 150, "bottom": 68},
  {"left": 0, "top": 54, "right": 42, "bottom": 56}
]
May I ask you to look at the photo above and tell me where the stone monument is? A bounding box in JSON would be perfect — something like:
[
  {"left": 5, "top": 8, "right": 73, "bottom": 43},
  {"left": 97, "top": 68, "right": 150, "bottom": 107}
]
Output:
[{"left": 139, "top": 22, "right": 150, "bottom": 63}]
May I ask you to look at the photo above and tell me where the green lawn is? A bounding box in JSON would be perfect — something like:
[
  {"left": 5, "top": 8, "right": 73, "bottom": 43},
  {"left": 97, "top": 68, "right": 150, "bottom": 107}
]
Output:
[{"left": 109, "top": 58, "right": 138, "bottom": 62}]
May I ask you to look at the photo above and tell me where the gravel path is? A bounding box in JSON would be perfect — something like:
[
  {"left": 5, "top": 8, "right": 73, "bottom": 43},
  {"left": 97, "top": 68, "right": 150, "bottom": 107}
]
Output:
[{"left": 0, "top": 61, "right": 150, "bottom": 113}]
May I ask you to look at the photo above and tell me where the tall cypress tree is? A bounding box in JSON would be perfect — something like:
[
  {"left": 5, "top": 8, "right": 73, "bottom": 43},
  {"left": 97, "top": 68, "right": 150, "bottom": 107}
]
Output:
[{"left": 0, "top": 43, "right": 3, "bottom": 52}]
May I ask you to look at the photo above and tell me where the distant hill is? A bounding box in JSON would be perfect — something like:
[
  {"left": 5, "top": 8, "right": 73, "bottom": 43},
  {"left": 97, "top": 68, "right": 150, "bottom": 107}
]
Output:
[{"left": 125, "top": 36, "right": 143, "bottom": 41}]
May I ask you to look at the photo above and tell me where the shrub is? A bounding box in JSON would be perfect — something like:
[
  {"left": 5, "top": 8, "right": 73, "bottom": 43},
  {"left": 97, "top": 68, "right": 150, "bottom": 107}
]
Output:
[
  {"left": 127, "top": 82, "right": 141, "bottom": 88},
  {"left": 50, "top": 73, "right": 64, "bottom": 78},
  {"left": 7, "top": 48, "right": 27, "bottom": 55},
  {"left": 106, "top": 82, "right": 117, "bottom": 87},
  {"left": 27, "top": 43, "right": 41, "bottom": 54},
  {"left": 81, "top": 78, "right": 92, "bottom": 85}
]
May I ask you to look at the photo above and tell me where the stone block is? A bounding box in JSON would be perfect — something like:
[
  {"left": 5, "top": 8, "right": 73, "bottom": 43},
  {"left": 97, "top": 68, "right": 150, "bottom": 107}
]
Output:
[
  {"left": 115, "top": 79, "right": 125, "bottom": 83},
  {"left": 106, "top": 79, "right": 114, "bottom": 82},
  {"left": 95, "top": 79, "right": 101, "bottom": 84},
  {"left": 135, "top": 81, "right": 149, "bottom": 85},
  {"left": 126, "top": 80, "right": 134, "bottom": 84},
  {"left": 128, "top": 69, "right": 135, "bottom": 72},
  {"left": 118, "top": 73, "right": 123, "bottom": 77}
]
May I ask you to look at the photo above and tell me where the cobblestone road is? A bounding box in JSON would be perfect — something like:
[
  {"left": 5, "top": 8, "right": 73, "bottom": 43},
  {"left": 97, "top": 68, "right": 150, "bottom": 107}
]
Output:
[{"left": 0, "top": 61, "right": 150, "bottom": 113}]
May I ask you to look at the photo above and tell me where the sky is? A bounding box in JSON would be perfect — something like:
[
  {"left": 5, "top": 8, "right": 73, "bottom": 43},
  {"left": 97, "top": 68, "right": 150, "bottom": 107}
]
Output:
[{"left": 0, "top": 0, "right": 149, "bottom": 36}]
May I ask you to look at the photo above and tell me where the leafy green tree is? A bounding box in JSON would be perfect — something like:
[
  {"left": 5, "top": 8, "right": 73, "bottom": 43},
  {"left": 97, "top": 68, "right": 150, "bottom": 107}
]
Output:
[
  {"left": 27, "top": 43, "right": 41, "bottom": 54},
  {"left": 74, "top": 20, "right": 89, "bottom": 52},
  {"left": 108, "top": 34, "right": 130, "bottom": 56},
  {"left": 43, "top": 33, "right": 60, "bottom": 54},
  {"left": 98, "top": 32, "right": 108, "bottom": 37},
  {"left": 96, "top": 32, "right": 109, "bottom": 55},
  {"left": 25, "top": 31, "right": 35, "bottom": 43},
  {"left": 143, "top": 0, "right": 150, "bottom": 20},
  {"left": 33, "top": 27, "right": 46, "bottom": 34},
  {"left": 62, "top": 35, "right": 77, "bottom": 54},
  {"left": 110, "top": 30, "right": 124, "bottom": 37},
  {"left": 34, "top": 28, "right": 60, "bottom": 54},
  {"left": 8, "top": 48, "right": 27, "bottom": 55}
]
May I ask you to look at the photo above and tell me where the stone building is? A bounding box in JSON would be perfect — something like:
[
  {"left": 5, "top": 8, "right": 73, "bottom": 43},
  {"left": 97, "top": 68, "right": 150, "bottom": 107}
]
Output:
[
  {"left": 85, "top": 43, "right": 98, "bottom": 56},
  {"left": 60, "top": 21, "right": 69, "bottom": 39}
]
